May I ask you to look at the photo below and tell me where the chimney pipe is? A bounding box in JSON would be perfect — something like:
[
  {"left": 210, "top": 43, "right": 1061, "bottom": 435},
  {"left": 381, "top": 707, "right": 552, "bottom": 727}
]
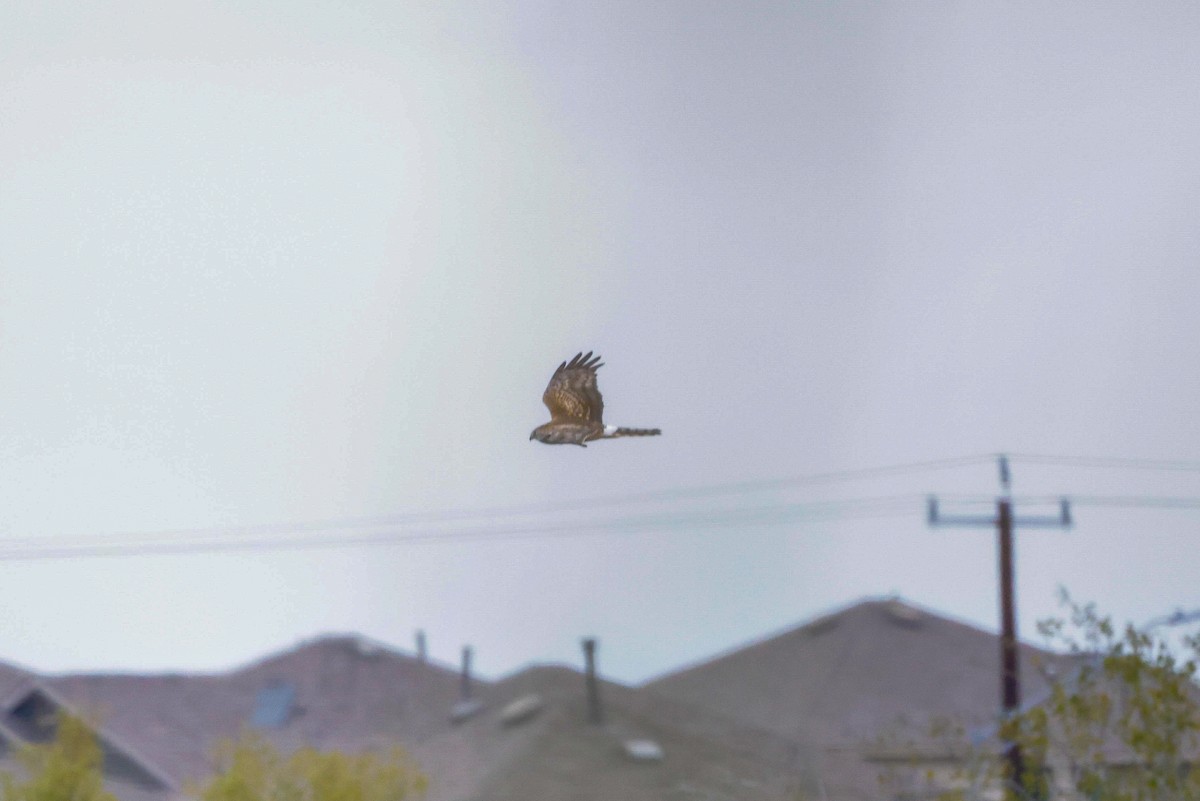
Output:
[
  {"left": 582, "top": 637, "right": 602, "bottom": 725},
  {"left": 416, "top": 630, "right": 427, "bottom": 665},
  {"left": 461, "top": 646, "right": 473, "bottom": 700}
]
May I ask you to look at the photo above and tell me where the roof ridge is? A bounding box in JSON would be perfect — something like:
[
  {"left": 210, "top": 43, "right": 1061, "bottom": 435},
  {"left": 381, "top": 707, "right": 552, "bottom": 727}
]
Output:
[
  {"left": 26, "top": 632, "right": 432, "bottom": 681},
  {"left": 638, "top": 595, "right": 895, "bottom": 686},
  {"left": 642, "top": 595, "right": 1060, "bottom": 688}
]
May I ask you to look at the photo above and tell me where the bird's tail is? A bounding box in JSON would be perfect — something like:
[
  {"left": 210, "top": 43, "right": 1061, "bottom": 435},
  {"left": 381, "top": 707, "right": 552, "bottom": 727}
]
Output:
[{"left": 608, "top": 426, "right": 662, "bottom": 438}]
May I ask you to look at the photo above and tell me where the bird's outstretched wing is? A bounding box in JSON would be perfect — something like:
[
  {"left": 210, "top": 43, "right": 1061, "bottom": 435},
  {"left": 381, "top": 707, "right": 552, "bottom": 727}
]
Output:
[{"left": 542, "top": 351, "right": 605, "bottom": 423}]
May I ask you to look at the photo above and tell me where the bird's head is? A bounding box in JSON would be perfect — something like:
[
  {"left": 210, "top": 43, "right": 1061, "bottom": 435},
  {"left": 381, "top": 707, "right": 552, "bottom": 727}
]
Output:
[{"left": 529, "top": 424, "right": 560, "bottom": 444}]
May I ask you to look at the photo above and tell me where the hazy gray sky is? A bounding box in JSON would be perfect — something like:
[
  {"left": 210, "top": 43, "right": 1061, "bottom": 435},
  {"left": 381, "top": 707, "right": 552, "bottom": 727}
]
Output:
[{"left": 1, "top": 1, "right": 1199, "bottom": 683}]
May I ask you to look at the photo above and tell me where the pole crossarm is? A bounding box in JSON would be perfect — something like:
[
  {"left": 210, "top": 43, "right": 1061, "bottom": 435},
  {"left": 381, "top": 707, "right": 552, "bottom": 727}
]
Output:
[{"left": 927, "top": 497, "right": 1072, "bottom": 528}]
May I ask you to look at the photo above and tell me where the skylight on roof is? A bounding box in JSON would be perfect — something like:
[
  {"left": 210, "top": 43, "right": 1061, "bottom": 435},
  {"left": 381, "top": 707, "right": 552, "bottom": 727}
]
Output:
[{"left": 251, "top": 682, "right": 295, "bottom": 728}]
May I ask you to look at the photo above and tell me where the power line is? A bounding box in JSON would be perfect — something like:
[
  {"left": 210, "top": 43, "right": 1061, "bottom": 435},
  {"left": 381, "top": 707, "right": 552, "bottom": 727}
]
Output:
[
  {"left": 307, "top": 452, "right": 997, "bottom": 522},
  {"left": 999, "top": 494, "right": 1200, "bottom": 509},
  {"left": 1065, "top": 495, "right": 1200, "bottom": 509},
  {"left": 11, "top": 452, "right": 1200, "bottom": 562},
  {"left": 0, "top": 494, "right": 929, "bottom": 562},
  {"left": 7, "top": 487, "right": 1200, "bottom": 563},
  {"left": 1007, "top": 453, "right": 1200, "bottom": 473},
  {"left": 24, "top": 454, "right": 998, "bottom": 547}
]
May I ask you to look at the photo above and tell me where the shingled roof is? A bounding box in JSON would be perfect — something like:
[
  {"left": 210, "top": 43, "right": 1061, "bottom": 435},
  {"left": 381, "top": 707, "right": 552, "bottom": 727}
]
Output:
[
  {"left": 0, "top": 661, "right": 178, "bottom": 801},
  {"left": 47, "top": 633, "right": 466, "bottom": 786},
  {"left": 415, "top": 663, "right": 807, "bottom": 801},
  {"left": 642, "top": 597, "right": 1080, "bottom": 800},
  {"left": 2, "top": 598, "right": 1093, "bottom": 801},
  {"left": 645, "top": 597, "right": 1071, "bottom": 746},
  {"left": 40, "top": 637, "right": 811, "bottom": 801}
]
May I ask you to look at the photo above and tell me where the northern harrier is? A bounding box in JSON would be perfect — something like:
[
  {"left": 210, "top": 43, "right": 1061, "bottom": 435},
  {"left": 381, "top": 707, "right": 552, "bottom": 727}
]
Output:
[{"left": 529, "top": 352, "right": 662, "bottom": 447}]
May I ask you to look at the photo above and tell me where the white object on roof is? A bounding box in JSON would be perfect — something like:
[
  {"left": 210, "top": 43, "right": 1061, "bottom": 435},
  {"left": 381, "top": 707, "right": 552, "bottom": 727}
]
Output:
[
  {"left": 353, "top": 636, "right": 383, "bottom": 657},
  {"left": 885, "top": 599, "right": 922, "bottom": 626},
  {"left": 623, "top": 739, "right": 665, "bottom": 762},
  {"left": 499, "top": 694, "right": 543, "bottom": 727},
  {"left": 450, "top": 698, "right": 484, "bottom": 724}
]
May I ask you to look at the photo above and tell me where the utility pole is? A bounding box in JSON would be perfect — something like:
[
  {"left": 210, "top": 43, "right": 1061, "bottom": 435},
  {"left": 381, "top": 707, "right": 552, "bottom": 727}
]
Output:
[{"left": 927, "top": 454, "right": 1072, "bottom": 798}]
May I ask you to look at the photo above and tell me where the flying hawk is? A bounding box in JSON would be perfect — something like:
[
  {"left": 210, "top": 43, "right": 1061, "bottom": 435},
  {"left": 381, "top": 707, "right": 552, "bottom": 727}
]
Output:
[{"left": 529, "top": 352, "right": 662, "bottom": 447}]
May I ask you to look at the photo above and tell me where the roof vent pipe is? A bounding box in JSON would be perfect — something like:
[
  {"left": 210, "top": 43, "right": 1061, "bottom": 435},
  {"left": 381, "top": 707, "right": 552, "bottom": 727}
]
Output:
[
  {"left": 582, "top": 637, "right": 602, "bottom": 725},
  {"left": 460, "top": 646, "right": 473, "bottom": 700}
]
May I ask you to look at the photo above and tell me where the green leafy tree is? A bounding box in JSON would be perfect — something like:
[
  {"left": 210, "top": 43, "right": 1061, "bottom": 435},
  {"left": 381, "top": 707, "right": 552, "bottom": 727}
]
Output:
[
  {"left": 889, "top": 592, "right": 1200, "bottom": 801},
  {"left": 193, "top": 733, "right": 427, "bottom": 801},
  {"left": 0, "top": 713, "right": 117, "bottom": 801},
  {"left": 1004, "top": 591, "right": 1200, "bottom": 801}
]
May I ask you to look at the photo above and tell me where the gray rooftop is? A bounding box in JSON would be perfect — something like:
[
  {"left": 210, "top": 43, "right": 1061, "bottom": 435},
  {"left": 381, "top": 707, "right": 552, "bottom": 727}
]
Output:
[{"left": 0, "top": 597, "right": 1091, "bottom": 801}]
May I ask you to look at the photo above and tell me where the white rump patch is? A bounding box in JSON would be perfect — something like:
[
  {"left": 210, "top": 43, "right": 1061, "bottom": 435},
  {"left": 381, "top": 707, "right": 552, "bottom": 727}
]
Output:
[{"left": 604, "top": 425, "right": 617, "bottom": 436}]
